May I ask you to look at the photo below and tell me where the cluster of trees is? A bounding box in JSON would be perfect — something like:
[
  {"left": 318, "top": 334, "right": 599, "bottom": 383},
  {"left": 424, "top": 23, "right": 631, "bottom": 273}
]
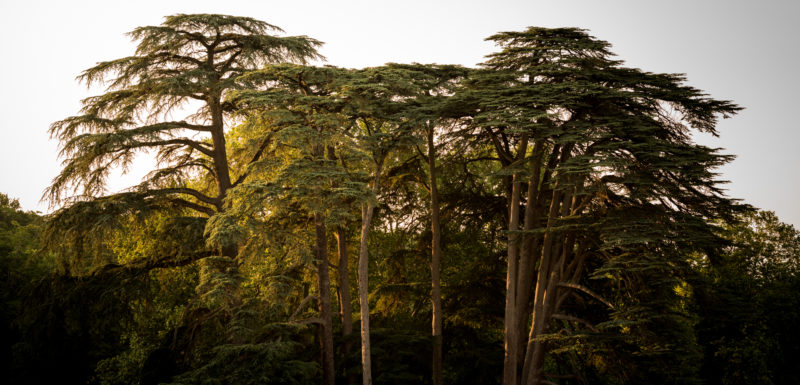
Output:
[{"left": 3, "top": 13, "right": 799, "bottom": 385}]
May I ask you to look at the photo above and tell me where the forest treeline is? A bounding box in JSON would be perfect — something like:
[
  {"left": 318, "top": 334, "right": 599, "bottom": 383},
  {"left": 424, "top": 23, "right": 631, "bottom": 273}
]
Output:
[{"left": 2, "top": 14, "right": 800, "bottom": 385}]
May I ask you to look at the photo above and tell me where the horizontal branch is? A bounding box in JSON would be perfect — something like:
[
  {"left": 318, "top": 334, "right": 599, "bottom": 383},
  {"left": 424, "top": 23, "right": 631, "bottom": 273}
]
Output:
[
  {"left": 138, "top": 138, "right": 214, "bottom": 157},
  {"left": 92, "top": 249, "right": 213, "bottom": 280},
  {"left": 152, "top": 187, "right": 219, "bottom": 207},
  {"left": 169, "top": 198, "right": 216, "bottom": 216}
]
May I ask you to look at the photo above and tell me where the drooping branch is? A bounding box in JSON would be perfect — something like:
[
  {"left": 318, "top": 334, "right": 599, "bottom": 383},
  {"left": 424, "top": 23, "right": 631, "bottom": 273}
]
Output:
[{"left": 556, "top": 282, "right": 614, "bottom": 310}]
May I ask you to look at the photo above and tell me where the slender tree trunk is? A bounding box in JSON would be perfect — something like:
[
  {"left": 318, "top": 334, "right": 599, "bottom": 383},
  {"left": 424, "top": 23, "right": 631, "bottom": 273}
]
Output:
[
  {"left": 521, "top": 146, "right": 574, "bottom": 385},
  {"left": 328, "top": 146, "right": 354, "bottom": 340},
  {"left": 309, "top": 143, "right": 335, "bottom": 385},
  {"left": 335, "top": 226, "right": 358, "bottom": 384},
  {"left": 513, "top": 141, "right": 546, "bottom": 365},
  {"left": 358, "top": 160, "right": 383, "bottom": 385},
  {"left": 328, "top": 145, "right": 358, "bottom": 384},
  {"left": 427, "top": 127, "right": 444, "bottom": 385},
  {"left": 520, "top": 183, "right": 562, "bottom": 385},
  {"left": 315, "top": 212, "right": 336, "bottom": 385},
  {"left": 502, "top": 137, "right": 529, "bottom": 385}
]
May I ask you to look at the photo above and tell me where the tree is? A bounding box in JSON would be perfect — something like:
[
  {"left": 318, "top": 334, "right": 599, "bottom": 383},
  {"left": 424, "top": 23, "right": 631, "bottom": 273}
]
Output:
[
  {"left": 43, "top": 13, "right": 324, "bottom": 384},
  {"left": 46, "top": 14, "right": 321, "bottom": 266},
  {"left": 383, "top": 63, "right": 471, "bottom": 385},
  {"left": 459, "top": 27, "right": 741, "bottom": 385},
  {"left": 344, "top": 66, "right": 422, "bottom": 385},
  {"left": 223, "top": 64, "right": 361, "bottom": 385},
  {"left": 228, "top": 64, "right": 425, "bottom": 385}
]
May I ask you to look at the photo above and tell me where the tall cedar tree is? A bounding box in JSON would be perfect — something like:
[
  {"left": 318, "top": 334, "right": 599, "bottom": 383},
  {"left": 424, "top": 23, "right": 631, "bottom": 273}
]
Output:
[
  {"left": 227, "top": 64, "right": 421, "bottom": 385},
  {"left": 46, "top": 14, "right": 321, "bottom": 271},
  {"left": 459, "top": 28, "right": 741, "bottom": 385},
  {"left": 223, "top": 64, "right": 358, "bottom": 385},
  {"left": 383, "top": 63, "right": 471, "bottom": 385}
]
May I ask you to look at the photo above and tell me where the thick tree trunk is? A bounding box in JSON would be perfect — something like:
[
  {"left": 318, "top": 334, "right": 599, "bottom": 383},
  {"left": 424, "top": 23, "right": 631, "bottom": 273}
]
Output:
[
  {"left": 358, "top": 161, "right": 383, "bottom": 385},
  {"left": 427, "top": 127, "right": 443, "bottom": 385},
  {"left": 336, "top": 227, "right": 354, "bottom": 337},
  {"left": 208, "top": 94, "right": 232, "bottom": 204},
  {"left": 315, "top": 212, "right": 336, "bottom": 385}
]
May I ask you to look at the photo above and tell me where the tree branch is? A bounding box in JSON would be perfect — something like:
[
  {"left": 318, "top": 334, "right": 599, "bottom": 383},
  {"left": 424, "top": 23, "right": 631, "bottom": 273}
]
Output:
[
  {"left": 484, "top": 127, "right": 514, "bottom": 165},
  {"left": 136, "top": 138, "right": 215, "bottom": 157},
  {"left": 557, "top": 282, "right": 615, "bottom": 309},
  {"left": 169, "top": 198, "right": 216, "bottom": 216},
  {"left": 151, "top": 187, "right": 219, "bottom": 206},
  {"left": 289, "top": 294, "right": 318, "bottom": 321},
  {"left": 232, "top": 136, "right": 272, "bottom": 187}
]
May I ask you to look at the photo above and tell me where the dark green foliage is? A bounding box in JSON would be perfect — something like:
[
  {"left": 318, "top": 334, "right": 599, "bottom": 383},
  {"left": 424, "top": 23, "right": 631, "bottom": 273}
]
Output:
[
  {"left": 165, "top": 324, "right": 319, "bottom": 385},
  {"left": 1, "top": 194, "right": 53, "bottom": 382},
  {"left": 11, "top": 271, "right": 139, "bottom": 384},
  {"left": 695, "top": 211, "right": 800, "bottom": 385}
]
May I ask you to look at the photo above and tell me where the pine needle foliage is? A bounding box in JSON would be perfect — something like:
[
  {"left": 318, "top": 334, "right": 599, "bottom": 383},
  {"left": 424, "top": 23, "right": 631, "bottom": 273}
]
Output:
[{"left": 46, "top": 12, "right": 322, "bottom": 231}]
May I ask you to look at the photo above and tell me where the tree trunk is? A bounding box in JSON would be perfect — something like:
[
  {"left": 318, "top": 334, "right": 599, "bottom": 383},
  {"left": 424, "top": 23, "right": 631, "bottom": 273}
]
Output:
[
  {"left": 520, "top": 185, "right": 562, "bottom": 385},
  {"left": 335, "top": 226, "right": 358, "bottom": 384},
  {"left": 427, "top": 127, "right": 443, "bottom": 385},
  {"left": 513, "top": 142, "right": 546, "bottom": 364},
  {"left": 336, "top": 227, "right": 354, "bottom": 336},
  {"left": 502, "top": 136, "right": 529, "bottom": 385},
  {"left": 315, "top": 212, "right": 336, "bottom": 385},
  {"left": 311, "top": 143, "right": 335, "bottom": 385},
  {"left": 358, "top": 160, "right": 383, "bottom": 385},
  {"left": 208, "top": 93, "right": 232, "bottom": 204},
  {"left": 521, "top": 145, "right": 574, "bottom": 385}
]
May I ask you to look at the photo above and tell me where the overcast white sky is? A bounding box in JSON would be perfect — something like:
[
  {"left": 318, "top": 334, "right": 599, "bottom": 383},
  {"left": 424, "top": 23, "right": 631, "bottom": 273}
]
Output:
[{"left": 1, "top": 0, "right": 798, "bottom": 226}]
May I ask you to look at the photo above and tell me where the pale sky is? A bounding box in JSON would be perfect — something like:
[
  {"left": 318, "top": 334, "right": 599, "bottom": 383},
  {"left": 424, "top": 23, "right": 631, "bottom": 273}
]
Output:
[{"left": 1, "top": 0, "right": 798, "bottom": 227}]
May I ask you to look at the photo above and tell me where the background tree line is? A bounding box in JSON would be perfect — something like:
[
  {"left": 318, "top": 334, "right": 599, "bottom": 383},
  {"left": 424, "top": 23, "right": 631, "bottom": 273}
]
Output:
[{"left": 2, "top": 14, "right": 799, "bottom": 385}]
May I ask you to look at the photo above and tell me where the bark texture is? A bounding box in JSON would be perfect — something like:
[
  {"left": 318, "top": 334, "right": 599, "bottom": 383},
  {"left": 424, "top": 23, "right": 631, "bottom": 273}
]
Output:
[{"left": 427, "top": 127, "right": 443, "bottom": 385}]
